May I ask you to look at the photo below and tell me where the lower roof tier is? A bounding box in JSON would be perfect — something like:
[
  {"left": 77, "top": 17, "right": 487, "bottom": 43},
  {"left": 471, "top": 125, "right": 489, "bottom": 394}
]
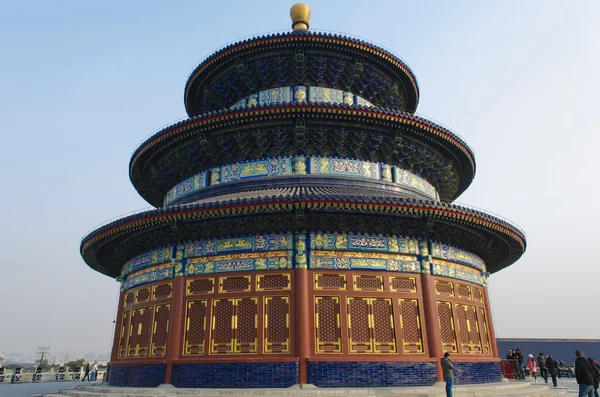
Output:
[
  {"left": 130, "top": 104, "right": 476, "bottom": 206},
  {"left": 81, "top": 186, "right": 525, "bottom": 279}
]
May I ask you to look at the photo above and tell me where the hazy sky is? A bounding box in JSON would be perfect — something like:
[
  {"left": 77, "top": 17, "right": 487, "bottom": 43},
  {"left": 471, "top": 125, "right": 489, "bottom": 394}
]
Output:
[{"left": 1, "top": 0, "right": 599, "bottom": 358}]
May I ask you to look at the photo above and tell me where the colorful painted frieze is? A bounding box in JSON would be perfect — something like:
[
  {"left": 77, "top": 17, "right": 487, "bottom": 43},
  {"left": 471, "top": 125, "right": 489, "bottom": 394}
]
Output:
[
  {"left": 309, "top": 157, "right": 380, "bottom": 180},
  {"left": 309, "top": 250, "right": 421, "bottom": 273},
  {"left": 220, "top": 157, "right": 293, "bottom": 183},
  {"left": 163, "top": 171, "right": 209, "bottom": 206},
  {"left": 431, "top": 259, "right": 485, "bottom": 285},
  {"left": 121, "top": 246, "right": 174, "bottom": 277},
  {"left": 123, "top": 263, "right": 173, "bottom": 290},
  {"left": 430, "top": 242, "right": 486, "bottom": 272},
  {"left": 393, "top": 167, "right": 437, "bottom": 200},
  {"left": 229, "top": 86, "right": 376, "bottom": 110},
  {"left": 259, "top": 87, "right": 293, "bottom": 106},
  {"left": 185, "top": 233, "right": 293, "bottom": 258},
  {"left": 308, "top": 86, "right": 344, "bottom": 104},
  {"left": 310, "top": 233, "right": 420, "bottom": 255},
  {"left": 185, "top": 251, "right": 293, "bottom": 275}
]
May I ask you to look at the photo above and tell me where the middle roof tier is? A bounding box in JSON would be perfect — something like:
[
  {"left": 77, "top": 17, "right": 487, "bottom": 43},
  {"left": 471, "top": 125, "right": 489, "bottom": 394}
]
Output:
[{"left": 130, "top": 103, "right": 476, "bottom": 207}]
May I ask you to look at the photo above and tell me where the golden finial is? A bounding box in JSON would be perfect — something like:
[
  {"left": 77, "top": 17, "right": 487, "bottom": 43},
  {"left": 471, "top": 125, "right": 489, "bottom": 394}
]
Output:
[{"left": 290, "top": 3, "right": 311, "bottom": 31}]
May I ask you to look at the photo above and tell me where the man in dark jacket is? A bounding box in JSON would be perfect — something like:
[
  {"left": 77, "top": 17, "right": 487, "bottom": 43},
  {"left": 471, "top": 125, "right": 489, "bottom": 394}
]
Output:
[
  {"left": 538, "top": 352, "right": 548, "bottom": 383},
  {"left": 546, "top": 355, "right": 558, "bottom": 387},
  {"left": 587, "top": 358, "right": 599, "bottom": 397},
  {"left": 575, "top": 350, "right": 595, "bottom": 397},
  {"left": 515, "top": 349, "right": 525, "bottom": 380},
  {"left": 441, "top": 352, "right": 454, "bottom": 397}
]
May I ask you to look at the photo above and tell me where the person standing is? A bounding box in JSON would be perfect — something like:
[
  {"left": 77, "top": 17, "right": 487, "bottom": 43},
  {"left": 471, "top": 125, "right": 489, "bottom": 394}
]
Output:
[
  {"left": 91, "top": 361, "right": 98, "bottom": 381},
  {"left": 575, "top": 350, "right": 595, "bottom": 397},
  {"left": 441, "top": 352, "right": 455, "bottom": 397},
  {"left": 587, "top": 358, "right": 600, "bottom": 397},
  {"left": 546, "top": 354, "right": 558, "bottom": 387},
  {"left": 515, "top": 349, "right": 525, "bottom": 380},
  {"left": 538, "top": 352, "right": 548, "bottom": 383},
  {"left": 527, "top": 354, "right": 537, "bottom": 383},
  {"left": 81, "top": 362, "right": 91, "bottom": 382}
]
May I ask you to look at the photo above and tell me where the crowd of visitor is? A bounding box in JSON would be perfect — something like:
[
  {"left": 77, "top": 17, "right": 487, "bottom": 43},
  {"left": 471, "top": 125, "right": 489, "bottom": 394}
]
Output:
[{"left": 504, "top": 348, "right": 600, "bottom": 397}]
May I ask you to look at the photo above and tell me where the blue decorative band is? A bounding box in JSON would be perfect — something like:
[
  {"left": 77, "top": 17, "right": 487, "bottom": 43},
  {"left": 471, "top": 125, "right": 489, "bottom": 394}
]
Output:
[
  {"left": 307, "top": 361, "right": 437, "bottom": 387},
  {"left": 171, "top": 362, "right": 298, "bottom": 388},
  {"left": 453, "top": 361, "right": 502, "bottom": 384},
  {"left": 230, "top": 86, "right": 374, "bottom": 110},
  {"left": 107, "top": 364, "right": 165, "bottom": 387},
  {"left": 164, "top": 156, "right": 439, "bottom": 206},
  {"left": 120, "top": 232, "right": 486, "bottom": 288}
]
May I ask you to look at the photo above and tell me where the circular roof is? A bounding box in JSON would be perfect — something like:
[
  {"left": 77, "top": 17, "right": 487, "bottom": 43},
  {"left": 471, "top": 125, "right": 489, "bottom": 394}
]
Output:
[
  {"left": 130, "top": 103, "right": 475, "bottom": 206},
  {"left": 184, "top": 30, "right": 420, "bottom": 116},
  {"left": 81, "top": 187, "right": 525, "bottom": 279}
]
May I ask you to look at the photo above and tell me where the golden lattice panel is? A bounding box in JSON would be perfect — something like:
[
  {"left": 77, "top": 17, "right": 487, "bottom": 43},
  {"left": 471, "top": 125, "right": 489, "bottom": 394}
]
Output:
[
  {"left": 183, "top": 300, "right": 208, "bottom": 355},
  {"left": 234, "top": 298, "right": 258, "bottom": 353},
  {"left": 264, "top": 296, "right": 290, "bottom": 353},
  {"left": 150, "top": 304, "right": 170, "bottom": 356},
  {"left": 187, "top": 278, "right": 215, "bottom": 295},
  {"left": 136, "top": 288, "right": 151, "bottom": 304},
  {"left": 315, "top": 273, "right": 347, "bottom": 290},
  {"left": 478, "top": 307, "right": 492, "bottom": 354},
  {"left": 219, "top": 276, "right": 251, "bottom": 293},
  {"left": 371, "top": 298, "right": 396, "bottom": 353},
  {"left": 347, "top": 297, "right": 371, "bottom": 353},
  {"left": 153, "top": 283, "right": 173, "bottom": 300},
  {"left": 127, "top": 306, "right": 153, "bottom": 357},
  {"left": 457, "top": 284, "right": 472, "bottom": 300},
  {"left": 353, "top": 275, "right": 384, "bottom": 292},
  {"left": 118, "top": 311, "right": 131, "bottom": 358},
  {"left": 390, "top": 276, "right": 417, "bottom": 293},
  {"left": 456, "top": 304, "right": 482, "bottom": 354},
  {"left": 399, "top": 298, "right": 424, "bottom": 354},
  {"left": 437, "top": 300, "right": 458, "bottom": 353},
  {"left": 257, "top": 274, "right": 291, "bottom": 291},
  {"left": 435, "top": 280, "right": 454, "bottom": 296},
  {"left": 473, "top": 287, "right": 484, "bottom": 302},
  {"left": 315, "top": 296, "right": 342, "bottom": 353},
  {"left": 210, "top": 299, "right": 235, "bottom": 354},
  {"left": 124, "top": 292, "right": 135, "bottom": 307}
]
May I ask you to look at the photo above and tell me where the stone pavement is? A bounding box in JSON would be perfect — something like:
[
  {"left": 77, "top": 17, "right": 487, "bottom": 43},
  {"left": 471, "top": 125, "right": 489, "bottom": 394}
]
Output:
[
  {"left": 0, "top": 381, "right": 101, "bottom": 397},
  {"left": 37, "top": 380, "right": 572, "bottom": 397}
]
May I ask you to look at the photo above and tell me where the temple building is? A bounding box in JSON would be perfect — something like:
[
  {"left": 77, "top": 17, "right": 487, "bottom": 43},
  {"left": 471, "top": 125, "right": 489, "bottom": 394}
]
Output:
[{"left": 80, "top": 4, "right": 526, "bottom": 388}]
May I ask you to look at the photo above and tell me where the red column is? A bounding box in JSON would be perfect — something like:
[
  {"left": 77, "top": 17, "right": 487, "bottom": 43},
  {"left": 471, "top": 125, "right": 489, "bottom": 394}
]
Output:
[
  {"left": 164, "top": 276, "right": 185, "bottom": 384},
  {"left": 295, "top": 268, "right": 311, "bottom": 384},
  {"left": 421, "top": 273, "right": 443, "bottom": 381},
  {"left": 110, "top": 290, "right": 125, "bottom": 363},
  {"left": 483, "top": 285, "right": 499, "bottom": 359}
]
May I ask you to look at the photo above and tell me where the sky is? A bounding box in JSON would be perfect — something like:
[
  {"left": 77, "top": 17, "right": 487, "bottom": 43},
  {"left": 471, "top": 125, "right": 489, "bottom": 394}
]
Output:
[{"left": 1, "top": 0, "right": 599, "bottom": 358}]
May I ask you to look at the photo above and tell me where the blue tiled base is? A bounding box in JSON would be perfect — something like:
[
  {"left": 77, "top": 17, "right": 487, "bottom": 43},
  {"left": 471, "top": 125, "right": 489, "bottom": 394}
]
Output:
[
  {"left": 171, "top": 362, "right": 298, "bottom": 388},
  {"left": 454, "top": 361, "right": 502, "bottom": 384},
  {"left": 307, "top": 361, "right": 437, "bottom": 387},
  {"left": 107, "top": 364, "right": 166, "bottom": 387}
]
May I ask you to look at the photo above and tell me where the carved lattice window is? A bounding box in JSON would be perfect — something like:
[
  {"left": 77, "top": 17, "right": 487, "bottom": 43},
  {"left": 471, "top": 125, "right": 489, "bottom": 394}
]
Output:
[
  {"left": 315, "top": 296, "right": 342, "bottom": 353},
  {"left": 150, "top": 304, "right": 170, "bottom": 356},
  {"left": 264, "top": 296, "right": 290, "bottom": 353},
  {"left": 210, "top": 298, "right": 258, "bottom": 354},
  {"left": 187, "top": 278, "right": 214, "bottom": 295},
  {"left": 437, "top": 301, "right": 458, "bottom": 353},
  {"left": 183, "top": 300, "right": 208, "bottom": 355},
  {"left": 127, "top": 306, "right": 153, "bottom": 357},
  {"left": 390, "top": 276, "right": 417, "bottom": 293},
  {"left": 346, "top": 297, "right": 396, "bottom": 354},
  {"left": 399, "top": 298, "right": 424, "bottom": 353}
]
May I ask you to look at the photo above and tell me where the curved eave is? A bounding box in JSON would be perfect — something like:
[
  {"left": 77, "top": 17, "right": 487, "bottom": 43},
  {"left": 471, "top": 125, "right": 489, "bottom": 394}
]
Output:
[
  {"left": 129, "top": 104, "right": 476, "bottom": 206},
  {"left": 81, "top": 196, "right": 525, "bottom": 279},
  {"left": 183, "top": 31, "right": 419, "bottom": 114}
]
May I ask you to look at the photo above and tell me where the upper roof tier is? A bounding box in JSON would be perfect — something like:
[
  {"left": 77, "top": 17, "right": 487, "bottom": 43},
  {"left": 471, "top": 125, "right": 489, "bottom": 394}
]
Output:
[{"left": 183, "top": 30, "right": 420, "bottom": 117}]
